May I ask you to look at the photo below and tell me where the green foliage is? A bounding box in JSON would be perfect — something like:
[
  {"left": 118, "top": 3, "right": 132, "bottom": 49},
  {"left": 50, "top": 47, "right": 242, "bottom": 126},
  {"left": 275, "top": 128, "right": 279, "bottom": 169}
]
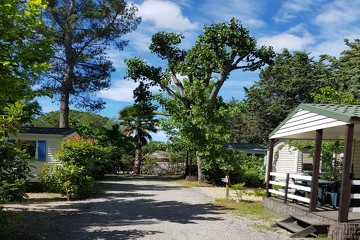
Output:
[
  {"left": 41, "top": 161, "right": 94, "bottom": 200},
  {"left": 243, "top": 50, "right": 326, "bottom": 143},
  {"left": 54, "top": 136, "right": 112, "bottom": 179},
  {"left": 232, "top": 182, "right": 247, "bottom": 202},
  {"left": 31, "top": 110, "right": 114, "bottom": 130},
  {"left": 0, "top": 102, "right": 31, "bottom": 203},
  {"left": 334, "top": 39, "right": 360, "bottom": 98},
  {"left": 119, "top": 81, "right": 158, "bottom": 174},
  {"left": 125, "top": 18, "right": 274, "bottom": 181},
  {"left": 285, "top": 139, "right": 344, "bottom": 180},
  {"left": 40, "top": 136, "right": 112, "bottom": 199},
  {"left": 0, "top": 103, "right": 33, "bottom": 232},
  {"left": 204, "top": 153, "right": 265, "bottom": 187},
  {"left": 231, "top": 155, "right": 265, "bottom": 187},
  {"left": 0, "top": 0, "right": 52, "bottom": 106},
  {"left": 253, "top": 188, "right": 266, "bottom": 197},
  {"left": 39, "top": 0, "right": 141, "bottom": 127},
  {"left": 312, "top": 86, "right": 359, "bottom": 104},
  {"left": 143, "top": 141, "right": 168, "bottom": 155}
]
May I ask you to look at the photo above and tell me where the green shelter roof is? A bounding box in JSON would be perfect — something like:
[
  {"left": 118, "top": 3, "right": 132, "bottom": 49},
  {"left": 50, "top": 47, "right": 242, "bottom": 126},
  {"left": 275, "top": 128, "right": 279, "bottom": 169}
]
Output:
[{"left": 269, "top": 104, "right": 360, "bottom": 139}]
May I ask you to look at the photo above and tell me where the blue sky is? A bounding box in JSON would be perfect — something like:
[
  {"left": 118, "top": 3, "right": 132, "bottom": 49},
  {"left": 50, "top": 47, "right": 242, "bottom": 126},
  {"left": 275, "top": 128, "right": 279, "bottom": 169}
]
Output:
[{"left": 37, "top": 0, "right": 360, "bottom": 141}]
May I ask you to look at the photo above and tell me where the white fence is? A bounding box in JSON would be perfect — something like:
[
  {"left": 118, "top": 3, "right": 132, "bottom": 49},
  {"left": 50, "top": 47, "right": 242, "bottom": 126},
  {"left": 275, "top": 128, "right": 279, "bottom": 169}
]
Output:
[
  {"left": 269, "top": 172, "right": 311, "bottom": 204},
  {"left": 269, "top": 172, "right": 360, "bottom": 212}
]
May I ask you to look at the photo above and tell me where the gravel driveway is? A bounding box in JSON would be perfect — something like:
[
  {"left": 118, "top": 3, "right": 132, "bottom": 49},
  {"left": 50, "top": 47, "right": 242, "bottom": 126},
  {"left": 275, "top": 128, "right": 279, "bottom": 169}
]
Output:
[{"left": 2, "top": 176, "right": 290, "bottom": 240}]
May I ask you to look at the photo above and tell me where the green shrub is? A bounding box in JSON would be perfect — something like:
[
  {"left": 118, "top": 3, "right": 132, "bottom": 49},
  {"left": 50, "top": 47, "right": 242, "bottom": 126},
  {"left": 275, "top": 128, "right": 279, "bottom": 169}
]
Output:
[
  {"left": 232, "top": 182, "right": 249, "bottom": 202},
  {"left": 40, "top": 161, "right": 95, "bottom": 200},
  {"left": 205, "top": 155, "right": 265, "bottom": 187},
  {"left": 253, "top": 188, "right": 266, "bottom": 197},
  {"left": 55, "top": 136, "right": 111, "bottom": 179},
  {"left": 0, "top": 141, "right": 30, "bottom": 203}
]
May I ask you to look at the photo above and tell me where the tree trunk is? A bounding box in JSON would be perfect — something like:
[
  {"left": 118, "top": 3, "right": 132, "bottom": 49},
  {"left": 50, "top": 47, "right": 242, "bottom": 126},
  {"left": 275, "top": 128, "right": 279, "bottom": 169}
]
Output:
[
  {"left": 59, "top": 26, "right": 75, "bottom": 128},
  {"left": 185, "top": 150, "right": 189, "bottom": 176},
  {"left": 59, "top": 90, "right": 70, "bottom": 128},
  {"left": 133, "top": 142, "right": 142, "bottom": 174},
  {"left": 196, "top": 151, "right": 205, "bottom": 182}
]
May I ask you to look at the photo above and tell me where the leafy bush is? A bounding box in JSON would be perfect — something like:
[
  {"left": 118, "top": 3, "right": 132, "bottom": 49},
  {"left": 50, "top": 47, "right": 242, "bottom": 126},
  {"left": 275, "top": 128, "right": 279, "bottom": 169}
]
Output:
[
  {"left": 40, "top": 136, "right": 111, "bottom": 200},
  {"left": 40, "top": 161, "right": 95, "bottom": 200},
  {"left": 253, "top": 188, "right": 266, "bottom": 197},
  {"left": 55, "top": 136, "right": 111, "bottom": 179},
  {"left": 232, "top": 183, "right": 248, "bottom": 202},
  {"left": 205, "top": 154, "right": 265, "bottom": 187},
  {"left": 0, "top": 140, "right": 30, "bottom": 203}
]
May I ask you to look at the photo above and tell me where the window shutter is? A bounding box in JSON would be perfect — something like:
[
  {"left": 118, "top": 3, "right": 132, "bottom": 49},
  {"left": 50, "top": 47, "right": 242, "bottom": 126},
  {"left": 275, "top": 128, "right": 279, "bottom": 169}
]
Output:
[{"left": 37, "top": 140, "right": 46, "bottom": 161}]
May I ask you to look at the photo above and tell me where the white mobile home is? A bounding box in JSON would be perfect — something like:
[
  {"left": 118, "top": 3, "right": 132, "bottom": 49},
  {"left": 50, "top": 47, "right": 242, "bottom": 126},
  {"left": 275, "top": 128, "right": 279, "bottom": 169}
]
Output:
[{"left": 9, "top": 127, "right": 78, "bottom": 180}]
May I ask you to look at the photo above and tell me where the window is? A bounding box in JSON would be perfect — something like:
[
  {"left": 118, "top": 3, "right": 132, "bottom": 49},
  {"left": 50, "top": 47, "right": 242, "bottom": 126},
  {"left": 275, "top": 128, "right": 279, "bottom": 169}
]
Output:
[
  {"left": 21, "top": 140, "right": 36, "bottom": 158},
  {"left": 19, "top": 140, "right": 46, "bottom": 161}
]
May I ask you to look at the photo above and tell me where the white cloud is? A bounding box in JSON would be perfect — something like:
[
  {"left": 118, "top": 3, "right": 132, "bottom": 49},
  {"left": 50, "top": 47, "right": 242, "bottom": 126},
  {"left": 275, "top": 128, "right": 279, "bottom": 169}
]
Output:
[
  {"left": 137, "top": 0, "right": 197, "bottom": 31},
  {"left": 309, "top": 39, "right": 347, "bottom": 58},
  {"left": 99, "top": 79, "right": 160, "bottom": 102},
  {"left": 98, "top": 80, "right": 137, "bottom": 102},
  {"left": 314, "top": 1, "right": 360, "bottom": 27},
  {"left": 199, "top": 0, "right": 265, "bottom": 28},
  {"left": 309, "top": 1, "right": 360, "bottom": 57},
  {"left": 258, "top": 32, "right": 314, "bottom": 52},
  {"left": 124, "top": 31, "right": 153, "bottom": 53},
  {"left": 273, "top": 0, "right": 318, "bottom": 23}
]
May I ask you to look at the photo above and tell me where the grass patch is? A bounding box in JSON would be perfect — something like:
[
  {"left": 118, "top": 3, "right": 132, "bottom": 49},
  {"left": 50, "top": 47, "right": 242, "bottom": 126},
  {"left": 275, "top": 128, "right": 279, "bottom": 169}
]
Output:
[
  {"left": 215, "top": 199, "right": 282, "bottom": 222},
  {"left": 214, "top": 198, "right": 286, "bottom": 232},
  {"left": 176, "top": 179, "right": 213, "bottom": 187}
]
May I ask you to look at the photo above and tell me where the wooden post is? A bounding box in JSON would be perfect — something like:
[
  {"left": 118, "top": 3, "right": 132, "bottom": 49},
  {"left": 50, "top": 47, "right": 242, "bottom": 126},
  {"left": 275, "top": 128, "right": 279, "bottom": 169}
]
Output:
[
  {"left": 225, "top": 175, "right": 230, "bottom": 199},
  {"left": 310, "top": 129, "right": 322, "bottom": 212},
  {"left": 266, "top": 139, "right": 275, "bottom": 197},
  {"left": 284, "top": 173, "right": 290, "bottom": 203},
  {"left": 338, "top": 124, "right": 354, "bottom": 222}
]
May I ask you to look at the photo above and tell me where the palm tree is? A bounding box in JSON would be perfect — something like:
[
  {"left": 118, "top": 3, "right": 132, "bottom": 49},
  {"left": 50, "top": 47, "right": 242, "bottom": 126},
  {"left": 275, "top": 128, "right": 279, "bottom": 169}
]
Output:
[{"left": 119, "top": 82, "right": 158, "bottom": 174}]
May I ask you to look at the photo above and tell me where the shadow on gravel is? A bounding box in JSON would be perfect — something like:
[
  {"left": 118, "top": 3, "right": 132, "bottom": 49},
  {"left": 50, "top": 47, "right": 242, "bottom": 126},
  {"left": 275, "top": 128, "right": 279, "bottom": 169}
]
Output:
[{"left": 2, "top": 176, "right": 226, "bottom": 240}]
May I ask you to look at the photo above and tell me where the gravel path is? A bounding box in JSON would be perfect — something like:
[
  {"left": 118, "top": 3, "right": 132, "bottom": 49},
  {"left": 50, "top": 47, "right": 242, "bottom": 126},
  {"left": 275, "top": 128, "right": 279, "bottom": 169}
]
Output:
[{"left": 2, "top": 177, "right": 291, "bottom": 240}]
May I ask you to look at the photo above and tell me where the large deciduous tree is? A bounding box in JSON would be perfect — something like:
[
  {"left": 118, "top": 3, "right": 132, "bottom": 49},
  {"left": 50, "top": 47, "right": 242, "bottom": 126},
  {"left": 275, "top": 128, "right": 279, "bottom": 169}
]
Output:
[
  {"left": 125, "top": 18, "right": 274, "bottom": 181},
  {"left": 39, "top": 0, "right": 141, "bottom": 128}
]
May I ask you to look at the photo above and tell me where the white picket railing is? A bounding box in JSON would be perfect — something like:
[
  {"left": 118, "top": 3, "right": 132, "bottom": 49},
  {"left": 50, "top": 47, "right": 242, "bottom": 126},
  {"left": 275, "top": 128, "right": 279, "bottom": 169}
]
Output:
[
  {"left": 350, "top": 180, "right": 360, "bottom": 212},
  {"left": 269, "top": 172, "right": 311, "bottom": 204},
  {"left": 269, "top": 172, "right": 360, "bottom": 213}
]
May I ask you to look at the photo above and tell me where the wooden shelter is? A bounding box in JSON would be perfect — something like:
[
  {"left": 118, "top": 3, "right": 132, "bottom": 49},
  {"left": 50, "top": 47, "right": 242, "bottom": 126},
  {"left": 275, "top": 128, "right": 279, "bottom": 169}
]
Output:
[{"left": 265, "top": 104, "right": 360, "bottom": 223}]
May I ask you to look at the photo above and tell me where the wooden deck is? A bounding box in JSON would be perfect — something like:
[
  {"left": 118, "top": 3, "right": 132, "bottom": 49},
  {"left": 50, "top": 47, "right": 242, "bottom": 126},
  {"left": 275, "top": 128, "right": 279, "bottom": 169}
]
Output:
[
  {"left": 268, "top": 196, "right": 360, "bottom": 222},
  {"left": 264, "top": 197, "right": 360, "bottom": 240}
]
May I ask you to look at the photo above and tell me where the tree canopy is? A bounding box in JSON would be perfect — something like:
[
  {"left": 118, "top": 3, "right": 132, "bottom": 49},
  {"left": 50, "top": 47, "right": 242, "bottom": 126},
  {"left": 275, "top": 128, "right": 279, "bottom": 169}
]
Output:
[
  {"left": 241, "top": 50, "right": 329, "bottom": 143},
  {"left": 39, "top": 0, "right": 141, "bottom": 128},
  {"left": 125, "top": 18, "right": 274, "bottom": 180},
  {"left": 0, "top": 0, "right": 52, "bottom": 106}
]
